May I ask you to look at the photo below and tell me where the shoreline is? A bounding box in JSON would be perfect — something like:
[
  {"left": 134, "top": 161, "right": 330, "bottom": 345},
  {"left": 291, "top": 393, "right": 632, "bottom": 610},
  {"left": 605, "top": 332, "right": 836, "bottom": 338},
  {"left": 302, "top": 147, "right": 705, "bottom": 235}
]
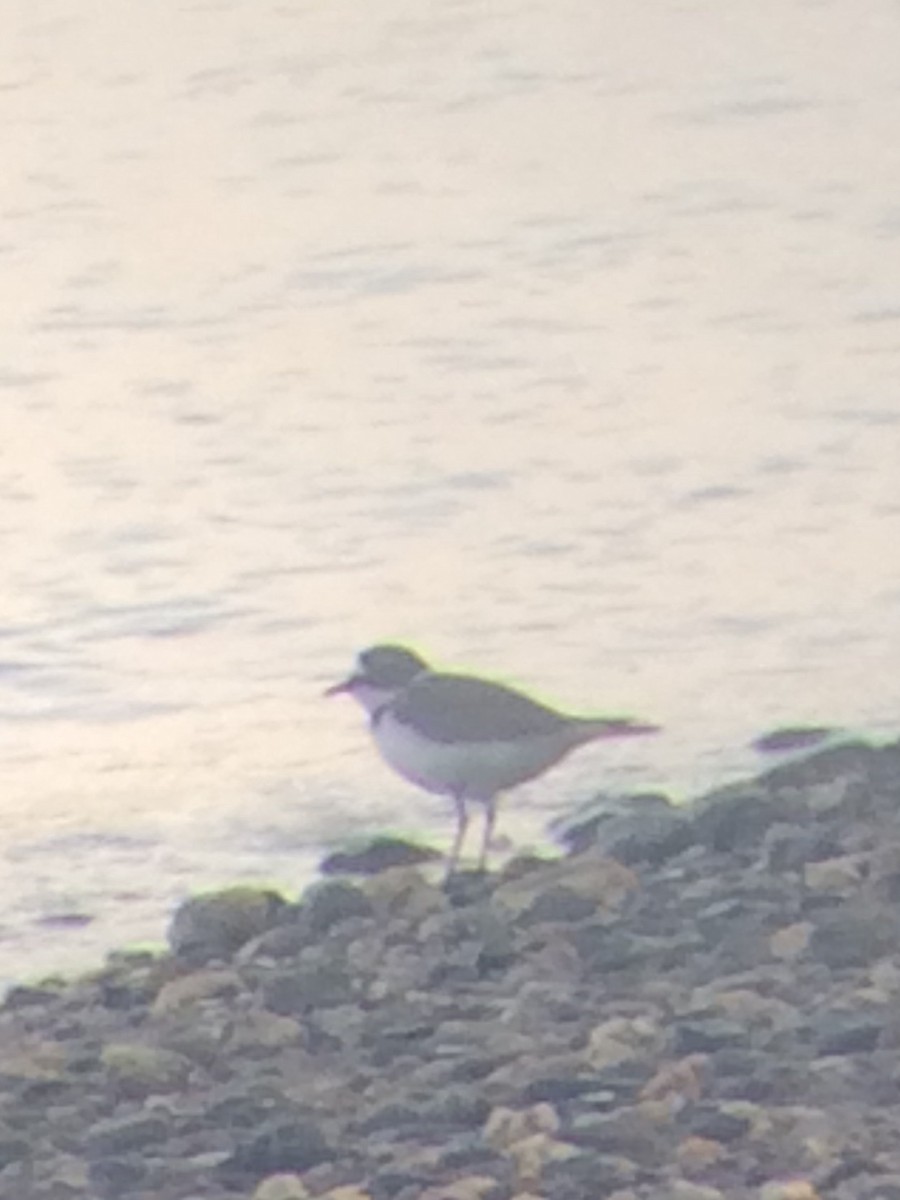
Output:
[{"left": 2, "top": 736, "right": 899, "bottom": 1199}]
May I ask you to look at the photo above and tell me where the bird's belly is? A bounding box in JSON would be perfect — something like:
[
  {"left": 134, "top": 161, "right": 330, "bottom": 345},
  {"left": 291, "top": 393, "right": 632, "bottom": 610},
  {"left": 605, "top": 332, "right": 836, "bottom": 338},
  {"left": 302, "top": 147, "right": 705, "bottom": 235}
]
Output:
[{"left": 373, "top": 717, "right": 576, "bottom": 800}]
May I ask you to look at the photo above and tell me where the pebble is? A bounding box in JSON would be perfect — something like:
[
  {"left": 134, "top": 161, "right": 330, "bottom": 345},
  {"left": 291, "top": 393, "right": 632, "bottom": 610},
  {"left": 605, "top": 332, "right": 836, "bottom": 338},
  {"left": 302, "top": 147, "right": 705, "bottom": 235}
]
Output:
[{"left": 0, "top": 738, "right": 898, "bottom": 1199}]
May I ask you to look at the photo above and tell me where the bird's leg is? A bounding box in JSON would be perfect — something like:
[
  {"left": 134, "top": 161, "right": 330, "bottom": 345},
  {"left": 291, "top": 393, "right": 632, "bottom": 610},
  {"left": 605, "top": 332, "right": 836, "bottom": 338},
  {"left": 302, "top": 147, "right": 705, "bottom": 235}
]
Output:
[
  {"left": 446, "top": 793, "right": 469, "bottom": 877},
  {"left": 477, "top": 795, "right": 498, "bottom": 873}
]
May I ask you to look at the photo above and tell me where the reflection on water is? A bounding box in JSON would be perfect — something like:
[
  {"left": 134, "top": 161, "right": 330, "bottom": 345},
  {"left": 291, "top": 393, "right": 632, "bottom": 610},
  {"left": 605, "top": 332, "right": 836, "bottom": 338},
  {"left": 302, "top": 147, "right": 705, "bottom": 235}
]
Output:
[{"left": 0, "top": 0, "right": 898, "bottom": 983}]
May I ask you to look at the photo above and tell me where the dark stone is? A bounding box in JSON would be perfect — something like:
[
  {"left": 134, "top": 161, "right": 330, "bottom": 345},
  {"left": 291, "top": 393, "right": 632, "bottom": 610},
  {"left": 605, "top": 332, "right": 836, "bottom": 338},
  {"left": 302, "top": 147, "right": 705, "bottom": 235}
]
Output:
[
  {"left": 438, "top": 1135, "right": 509, "bottom": 1173},
  {"left": 3, "top": 983, "right": 63, "bottom": 1009},
  {"left": 0, "top": 1132, "right": 29, "bottom": 1168},
  {"left": 87, "top": 1113, "right": 170, "bottom": 1157},
  {"left": 444, "top": 870, "right": 495, "bottom": 907},
  {"left": 573, "top": 923, "right": 693, "bottom": 972},
  {"left": 207, "top": 1089, "right": 282, "bottom": 1129},
  {"left": 814, "top": 1012, "right": 884, "bottom": 1056},
  {"left": 422, "top": 1088, "right": 491, "bottom": 1132},
  {"left": 688, "top": 790, "right": 781, "bottom": 854},
  {"left": 563, "top": 1108, "right": 668, "bottom": 1164},
  {"left": 752, "top": 726, "right": 836, "bottom": 754},
  {"left": 762, "top": 823, "right": 842, "bottom": 871},
  {"left": 441, "top": 1054, "right": 508, "bottom": 1085},
  {"left": 320, "top": 836, "right": 442, "bottom": 875},
  {"left": 169, "top": 887, "right": 287, "bottom": 963},
  {"left": 219, "top": 1117, "right": 331, "bottom": 1180},
  {"left": 759, "top": 740, "right": 886, "bottom": 792},
  {"left": 517, "top": 884, "right": 598, "bottom": 924},
  {"left": 808, "top": 906, "right": 900, "bottom": 968},
  {"left": 673, "top": 1018, "right": 748, "bottom": 1054},
  {"left": 356, "top": 1089, "right": 489, "bottom": 1135},
  {"left": 262, "top": 959, "right": 355, "bottom": 1013},
  {"left": 301, "top": 879, "right": 374, "bottom": 934},
  {"left": 542, "top": 1151, "right": 640, "bottom": 1200},
  {"left": 522, "top": 1074, "right": 614, "bottom": 1104},
  {"left": 370, "top": 1169, "right": 443, "bottom": 1199},
  {"left": 853, "top": 1176, "right": 900, "bottom": 1200},
  {"left": 687, "top": 1102, "right": 752, "bottom": 1143},
  {"left": 561, "top": 792, "right": 692, "bottom": 864},
  {"left": 87, "top": 1156, "right": 147, "bottom": 1197}
]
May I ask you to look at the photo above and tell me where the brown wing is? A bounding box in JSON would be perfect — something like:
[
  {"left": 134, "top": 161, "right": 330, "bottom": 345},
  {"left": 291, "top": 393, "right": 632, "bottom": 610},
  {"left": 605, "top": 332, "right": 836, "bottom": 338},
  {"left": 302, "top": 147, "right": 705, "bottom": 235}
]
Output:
[{"left": 390, "top": 672, "right": 571, "bottom": 744}]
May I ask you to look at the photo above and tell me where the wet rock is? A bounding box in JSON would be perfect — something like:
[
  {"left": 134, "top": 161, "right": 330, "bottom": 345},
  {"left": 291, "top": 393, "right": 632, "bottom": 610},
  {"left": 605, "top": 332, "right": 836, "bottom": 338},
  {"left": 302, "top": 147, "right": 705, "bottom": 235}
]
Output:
[
  {"left": 673, "top": 1018, "right": 749, "bottom": 1055},
  {"left": 87, "top": 1111, "right": 170, "bottom": 1156},
  {"left": 752, "top": 727, "right": 836, "bottom": 754},
  {"left": 168, "top": 886, "right": 287, "bottom": 962},
  {"left": 688, "top": 787, "right": 782, "bottom": 854},
  {"left": 492, "top": 851, "right": 639, "bottom": 919},
  {"left": 813, "top": 1011, "right": 884, "bottom": 1056},
  {"left": 362, "top": 867, "right": 449, "bottom": 923},
  {"left": 563, "top": 1105, "right": 670, "bottom": 1164},
  {"left": 300, "top": 879, "right": 375, "bottom": 933},
  {"left": 252, "top": 1174, "right": 312, "bottom": 1200},
  {"left": 261, "top": 955, "right": 356, "bottom": 1014},
  {"left": 321, "top": 836, "right": 442, "bottom": 875},
  {"left": 87, "top": 1155, "right": 148, "bottom": 1197},
  {"left": 150, "top": 965, "right": 244, "bottom": 1015},
  {"left": 560, "top": 791, "right": 692, "bottom": 864},
  {"left": 100, "top": 1041, "right": 192, "bottom": 1096},
  {"left": 807, "top": 905, "right": 900, "bottom": 968},
  {"left": 585, "top": 1016, "right": 667, "bottom": 1070},
  {"left": 540, "top": 1149, "right": 640, "bottom": 1199},
  {"left": 3, "top": 735, "right": 900, "bottom": 1200},
  {"left": 219, "top": 1117, "right": 332, "bottom": 1183}
]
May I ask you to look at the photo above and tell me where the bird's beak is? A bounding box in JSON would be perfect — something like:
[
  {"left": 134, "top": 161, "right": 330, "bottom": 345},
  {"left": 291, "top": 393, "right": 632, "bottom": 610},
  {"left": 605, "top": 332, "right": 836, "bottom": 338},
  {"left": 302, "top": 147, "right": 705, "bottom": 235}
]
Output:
[{"left": 324, "top": 674, "right": 356, "bottom": 697}]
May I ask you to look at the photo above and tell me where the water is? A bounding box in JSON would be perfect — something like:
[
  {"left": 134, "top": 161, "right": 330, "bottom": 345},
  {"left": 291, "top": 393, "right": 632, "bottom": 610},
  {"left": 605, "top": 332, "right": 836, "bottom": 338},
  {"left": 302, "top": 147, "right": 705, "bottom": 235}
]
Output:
[{"left": 0, "top": 0, "right": 898, "bottom": 985}]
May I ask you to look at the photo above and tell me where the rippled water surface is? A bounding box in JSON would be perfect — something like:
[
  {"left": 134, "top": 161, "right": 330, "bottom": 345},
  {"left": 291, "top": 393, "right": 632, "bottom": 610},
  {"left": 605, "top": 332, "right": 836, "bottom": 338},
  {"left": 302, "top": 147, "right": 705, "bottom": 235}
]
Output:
[{"left": 1, "top": 0, "right": 898, "bottom": 984}]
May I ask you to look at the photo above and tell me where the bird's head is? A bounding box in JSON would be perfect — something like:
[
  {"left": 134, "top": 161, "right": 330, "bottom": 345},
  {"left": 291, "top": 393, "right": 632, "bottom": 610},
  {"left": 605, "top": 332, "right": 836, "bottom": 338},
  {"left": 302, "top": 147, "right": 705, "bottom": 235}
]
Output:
[{"left": 325, "top": 644, "right": 429, "bottom": 714}]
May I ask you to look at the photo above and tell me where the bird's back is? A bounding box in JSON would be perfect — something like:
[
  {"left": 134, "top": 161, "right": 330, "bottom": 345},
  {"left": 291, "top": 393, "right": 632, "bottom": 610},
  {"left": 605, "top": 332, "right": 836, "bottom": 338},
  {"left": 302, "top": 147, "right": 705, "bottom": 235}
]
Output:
[{"left": 388, "top": 671, "right": 575, "bottom": 744}]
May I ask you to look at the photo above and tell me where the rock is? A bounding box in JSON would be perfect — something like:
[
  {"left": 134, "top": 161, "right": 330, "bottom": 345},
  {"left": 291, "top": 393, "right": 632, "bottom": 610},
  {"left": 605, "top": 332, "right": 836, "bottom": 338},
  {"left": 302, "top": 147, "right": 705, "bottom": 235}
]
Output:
[
  {"left": 812, "top": 1011, "right": 883, "bottom": 1056},
  {"left": 585, "top": 1016, "right": 667, "bottom": 1070},
  {"left": 320, "top": 836, "right": 442, "bottom": 875},
  {"left": 804, "top": 855, "right": 866, "bottom": 894},
  {"left": 540, "top": 1150, "right": 639, "bottom": 1199},
  {"left": 168, "top": 886, "right": 286, "bottom": 962},
  {"left": 807, "top": 905, "right": 900, "bottom": 968},
  {"left": 770, "top": 922, "right": 813, "bottom": 960},
  {"left": 559, "top": 792, "right": 692, "bottom": 864},
  {"left": 150, "top": 966, "right": 244, "bottom": 1016},
  {"left": 492, "top": 851, "right": 639, "bottom": 919},
  {"left": 225, "top": 1008, "right": 305, "bottom": 1053},
  {"left": 361, "top": 867, "right": 449, "bottom": 922},
  {"left": 688, "top": 787, "right": 782, "bottom": 854},
  {"left": 420, "top": 1177, "right": 500, "bottom": 1200},
  {"left": 87, "top": 1155, "right": 148, "bottom": 1197},
  {"left": 100, "top": 1041, "right": 191, "bottom": 1095},
  {"left": 672, "top": 1018, "right": 749, "bottom": 1055},
  {"left": 562, "top": 1106, "right": 671, "bottom": 1164},
  {"left": 252, "top": 1173, "right": 312, "bottom": 1200},
  {"left": 484, "top": 1103, "right": 561, "bottom": 1149},
  {"left": 666, "top": 1182, "right": 726, "bottom": 1200},
  {"left": 5, "top": 735, "right": 900, "bottom": 1200},
  {"left": 752, "top": 727, "right": 835, "bottom": 754},
  {"left": 758, "top": 1183, "right": 821, "bottom": 1200},
  {"left": 87, "top": 1112, "right": 170, "bottom": 1156},
  {"left": 300, "top": 879, "right": 375, "bottom": 933},
  {"left": 219, "top": 1117, "right": 331, "bottom": 1182},
  {"left": 261, "top": 955, "right": 356, "bottom": 1013}
]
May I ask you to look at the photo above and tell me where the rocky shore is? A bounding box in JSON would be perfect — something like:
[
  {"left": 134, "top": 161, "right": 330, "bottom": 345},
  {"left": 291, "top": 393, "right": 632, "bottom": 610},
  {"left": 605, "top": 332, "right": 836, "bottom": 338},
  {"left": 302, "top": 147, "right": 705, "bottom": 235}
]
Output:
[{"left": 2, "top": 739, "right": 900, "bottom": 1199}]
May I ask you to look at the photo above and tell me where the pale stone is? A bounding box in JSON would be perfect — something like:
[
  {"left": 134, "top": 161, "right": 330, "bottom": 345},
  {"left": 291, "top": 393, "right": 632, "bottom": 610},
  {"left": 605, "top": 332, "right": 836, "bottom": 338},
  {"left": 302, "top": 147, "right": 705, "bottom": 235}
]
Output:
[{"left": 252, "top": 1172, "right": 311, "bottom": 1200}]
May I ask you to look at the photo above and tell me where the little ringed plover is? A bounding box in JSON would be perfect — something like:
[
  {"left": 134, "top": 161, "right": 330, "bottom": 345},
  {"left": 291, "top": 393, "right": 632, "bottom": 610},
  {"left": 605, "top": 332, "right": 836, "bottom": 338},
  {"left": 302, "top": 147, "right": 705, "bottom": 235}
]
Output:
[{"left": 327, "top": 644, "right": 660, "bottom": 874}]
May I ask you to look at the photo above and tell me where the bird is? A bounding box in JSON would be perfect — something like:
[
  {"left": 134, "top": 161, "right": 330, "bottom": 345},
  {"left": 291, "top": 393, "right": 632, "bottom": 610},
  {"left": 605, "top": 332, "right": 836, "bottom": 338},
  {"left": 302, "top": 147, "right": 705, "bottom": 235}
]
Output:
[{"left": 326, "top": 644, "right": 660, "bottom": 875}]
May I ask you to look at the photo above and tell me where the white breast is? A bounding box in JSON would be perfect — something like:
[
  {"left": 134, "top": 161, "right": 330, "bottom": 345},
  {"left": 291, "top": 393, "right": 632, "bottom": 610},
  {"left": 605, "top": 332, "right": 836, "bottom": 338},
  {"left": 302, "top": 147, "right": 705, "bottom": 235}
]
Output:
[{"left": 372, "top": 711, "right": 582, "bottom": 801}]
